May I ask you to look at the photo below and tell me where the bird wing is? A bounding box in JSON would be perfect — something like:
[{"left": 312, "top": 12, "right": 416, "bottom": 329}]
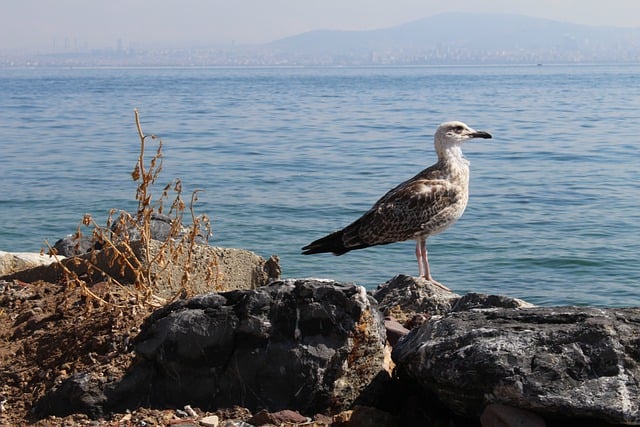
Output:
[{"left": 342, "top": 178, "right": 465, "bottom": 248}]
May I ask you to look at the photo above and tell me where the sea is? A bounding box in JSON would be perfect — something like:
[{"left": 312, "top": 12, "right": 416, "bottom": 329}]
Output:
[{"left": 1, "top": 64, "right": 639, "bottom": 307}]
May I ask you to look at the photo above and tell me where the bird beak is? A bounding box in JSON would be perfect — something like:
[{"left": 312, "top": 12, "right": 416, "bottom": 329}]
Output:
[{"left": 470, "top": 130, "right": 492, "bottom": 139}]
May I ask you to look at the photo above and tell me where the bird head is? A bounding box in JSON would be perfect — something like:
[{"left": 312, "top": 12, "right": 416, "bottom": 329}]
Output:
[{"left": 434, "top": 121, "right": 492, "bottom": 159}]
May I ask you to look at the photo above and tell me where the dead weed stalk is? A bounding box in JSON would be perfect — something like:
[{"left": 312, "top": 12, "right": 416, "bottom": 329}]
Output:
[{"left": 48, "top": 109, "right": 217, "bottom": 308}]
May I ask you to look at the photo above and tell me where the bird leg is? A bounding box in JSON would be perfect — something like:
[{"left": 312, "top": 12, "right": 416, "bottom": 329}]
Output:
[
  {"left": 415, "top": 238, "right": 427, "bottom": 277},
  {"left": 415, "top": 238, "right": 452, "bottom": 292}
]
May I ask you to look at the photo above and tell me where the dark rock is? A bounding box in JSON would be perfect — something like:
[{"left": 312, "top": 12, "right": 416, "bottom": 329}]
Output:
[
  {"left": 52, "top": 213, "right": 206, "bottom": 258},
  {"left": 392, "top": 306, "right": 640, "bottom": 425},
  {"left": 104, "top": 279, "right": 387, "bottom": 416},
  {"left": 52, "top": 234, "right": 98, "bottom": 257},
  {"left": 481, "top": 403, "right": 546, "bottom": 427},
  {"left": 373, "top": 275, "right": 460, "bottom": 325},
  {"left": 118, "top": 212, "right": 207, "bottom": 245},
  {"left": 451, "top": 292, "right": 533, "bottom": 312},
  {"left": 33, "top": 372, "right": 107, "bottom": 419},
  {"left": 248, "top": 409, "right": 308, "bottom": 425},
  {"left": 343, "top": 406, "right": 397, "bottom": 427}
]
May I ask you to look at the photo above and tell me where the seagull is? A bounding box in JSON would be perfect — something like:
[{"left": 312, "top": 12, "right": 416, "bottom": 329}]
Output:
[{"left": 301, "top": 121, "right": 492, "bottom": 291}]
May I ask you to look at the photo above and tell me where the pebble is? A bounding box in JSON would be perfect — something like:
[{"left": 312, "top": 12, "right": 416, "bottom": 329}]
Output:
[
  {"left": 199, "top": 415, "right": 220, "bottom": 427},
  {"left": 184, "top": 405, "right": 198, "bottom": 417},
  {"left": 220, "top": 420, "right": 254, "bottom": 427}
]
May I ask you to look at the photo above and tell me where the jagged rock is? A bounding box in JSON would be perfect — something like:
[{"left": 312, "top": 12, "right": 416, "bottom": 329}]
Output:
[
  {"left": 0, "top": 250, "right": 64, "bottom": 276},
  {"left": 392, "top": 306, "right": 640, "bottom": 425},
  {"left": 451, "top": 292, "right": 534, "bottom": 312},
  {"left": 122, "top": 279, "right": 386, "bottom": 414},
  {"left": 1, "top": 241, "right": 279, "bottom": 298},
  {"left": 52, "top": 234, "right": 97, "bottom": 257},
  {"left": 373, "top": 275, "right": 535, "bottom": 329},
  {"left": 248, "top": 409, "right": 309, "bottom": 425},
  {"left": 116, "top": 212, "right": 208, "bottom": 246},
  {"left": 52, "top": 212, "right": 206, "bottom": 257},
  {"left": 37, "top": 279, "right": 387, "bottom": 418},
  {"left": 34, "top": 372, "right": 107, "bottom": 419},
  {"left": 372, "top": 275, "right": 460, "bottom": 325}
]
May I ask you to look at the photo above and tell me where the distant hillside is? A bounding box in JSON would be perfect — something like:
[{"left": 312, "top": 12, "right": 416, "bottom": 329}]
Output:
[
  {"left": 266, "top": 12, "right": 640, "bottom": 64},
  {"left": 3, "top": 12, "right": 639, "bottom": 67}
]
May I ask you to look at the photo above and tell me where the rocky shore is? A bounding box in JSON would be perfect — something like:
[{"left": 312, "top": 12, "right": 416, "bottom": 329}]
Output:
[{"left": 1, "top": 242, "right": 639, "bottom": 427}]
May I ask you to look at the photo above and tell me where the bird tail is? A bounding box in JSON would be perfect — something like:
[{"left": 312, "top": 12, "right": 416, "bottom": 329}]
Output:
[{"left": 302, "top": 230, "right": 350, "bottom": 255}]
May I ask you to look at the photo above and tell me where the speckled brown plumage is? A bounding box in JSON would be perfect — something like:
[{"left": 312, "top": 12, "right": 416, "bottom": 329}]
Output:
[{"left": 302, "top": 121, "right": 492, "bottom": 291}]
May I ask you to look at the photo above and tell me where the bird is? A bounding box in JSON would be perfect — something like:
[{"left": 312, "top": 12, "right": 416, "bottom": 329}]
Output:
[{"left": 301, "top": 121, "right": 492, "bottom": 291}]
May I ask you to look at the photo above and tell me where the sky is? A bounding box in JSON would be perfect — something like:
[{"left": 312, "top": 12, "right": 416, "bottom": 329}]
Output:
[{"left": 2, "top": 0, "right": 640, "bottom": 51}]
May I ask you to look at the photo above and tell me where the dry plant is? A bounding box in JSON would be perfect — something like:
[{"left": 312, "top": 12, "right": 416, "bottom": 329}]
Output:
[{"left": 47, "top": 109, "right": 217, "bottom": 308}]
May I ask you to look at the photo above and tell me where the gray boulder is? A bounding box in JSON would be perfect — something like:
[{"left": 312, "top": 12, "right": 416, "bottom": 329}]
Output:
[
  {"left": 52, "top": 212, "right": 206, "bottom": 257},
  {"left": 372, "top": 275, "right": 531, "bottom": 326},
  {"left": 52, "top": 234, "right": 97, "bottom": 257},
  {"left": 36, "top": 279, "right": 387, "bottom": 418},
  {"left": 392, "top": 306, "right": 640, "bottom": 425},
  {"left": 373, "top": 275, "right": 460, "bottom": 324},
  {"left": 451, "top": 292, "right": 534, "bottom": 312},
  {"left": 3, "top": 241, "right": 279, "bottom": 299}
]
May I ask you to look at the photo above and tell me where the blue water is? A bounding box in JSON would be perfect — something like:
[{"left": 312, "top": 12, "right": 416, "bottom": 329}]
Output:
[{"left": 1, "top": 65, "right": 639, "bottom": 307}]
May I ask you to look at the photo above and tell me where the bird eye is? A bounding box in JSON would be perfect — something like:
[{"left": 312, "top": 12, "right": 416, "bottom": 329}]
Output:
[{"left": 453, "top": 125, "right": 464, "bottom": 133}]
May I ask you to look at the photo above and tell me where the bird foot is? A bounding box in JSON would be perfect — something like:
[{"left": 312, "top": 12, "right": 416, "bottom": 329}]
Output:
[{"left": 421, "top": 276, "right": 453, "bottom": 292}]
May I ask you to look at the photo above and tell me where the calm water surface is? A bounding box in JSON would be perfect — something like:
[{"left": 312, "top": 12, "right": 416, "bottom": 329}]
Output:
[{"left": 1, "top": 65, "right": 639, "bottom": 306}]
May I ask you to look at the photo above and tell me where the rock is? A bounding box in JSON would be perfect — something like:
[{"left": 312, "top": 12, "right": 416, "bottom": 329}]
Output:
[
  {"left": 248, "top": 409, "right": 308, "bottom": 425},
  {"left": 383, "top": 316, "right": 409, "bottom": 347},
  {"left": 220, "top": 421, "right": 254, "bottom": 427},
  {"left": 265, "top": 255, "right": 281, "bottom": 281},
  {"left": 480, "top": 404, "right": 546, "bottom": 427},
  {"left": 1, "top": 241, "right": 279, "bottom": 298},
  {"left": 340, "top": 406, "right": 397, "bottom": 427},
  {"left": 372, "top": 275, "right": 460, "bottom": 325},
  {"left": 200, "top": 415, "right": 220, "bottom": 427},
  {"left": 183, "top": 405, "right": 198, "bottom": 417},
  {"left": 61, "top": 279, "right": 386, "bottom": 417},
  {"left": 373, "top": 276, "right": 534, "bottom": 328},
  {"left": 52, "top": 212, "right": 206, "bottom": 258},
  {"left": 331, "top": 410, "right": 353, "bottom": 425},
  {"left": 33, "top": 372, "right": 107, "bottom": 419},
  {"left": 52, "top": 234, "right": 98, "bottom": 257},
  {"left": 0, "top": 250, "right": 64, "bottom": 276},
  {"left": 392, "top": 306, "right": 640, "bottom": 425},
  {"left": 451, "top": 292, "right": 534, "bottom": 312},
  {"left": 175, "top": 408, "right": 190, "bottom": 418},
  {"left": 116, "top": 212, "right": 208, "bottom": 246}
]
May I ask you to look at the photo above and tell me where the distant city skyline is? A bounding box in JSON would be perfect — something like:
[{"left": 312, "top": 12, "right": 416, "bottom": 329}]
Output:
[{"left": 2, "top": 0, "right": 640, "bottom": 52}]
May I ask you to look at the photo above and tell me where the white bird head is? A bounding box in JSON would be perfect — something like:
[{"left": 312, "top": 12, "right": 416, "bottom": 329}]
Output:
[{"left": 433, "top": 121, "right": 492, "bottom": 160}]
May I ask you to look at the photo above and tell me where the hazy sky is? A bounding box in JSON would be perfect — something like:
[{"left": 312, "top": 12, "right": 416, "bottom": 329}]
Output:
[{"left": 2, "top": 0, "right": 640, "bottom": 51}]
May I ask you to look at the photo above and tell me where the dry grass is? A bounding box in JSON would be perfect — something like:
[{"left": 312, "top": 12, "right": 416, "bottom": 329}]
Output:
[{"left": 47, "top": 109, "right": 217, "bottom": 307}]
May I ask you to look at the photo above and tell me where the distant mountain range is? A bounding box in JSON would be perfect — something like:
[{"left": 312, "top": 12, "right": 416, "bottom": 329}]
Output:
[
  {"left": 265, "top": 13, "right": 640, "bottom": 64},
  {"left": 3, "top": 13, "right": 640, "bottom": 67}
]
